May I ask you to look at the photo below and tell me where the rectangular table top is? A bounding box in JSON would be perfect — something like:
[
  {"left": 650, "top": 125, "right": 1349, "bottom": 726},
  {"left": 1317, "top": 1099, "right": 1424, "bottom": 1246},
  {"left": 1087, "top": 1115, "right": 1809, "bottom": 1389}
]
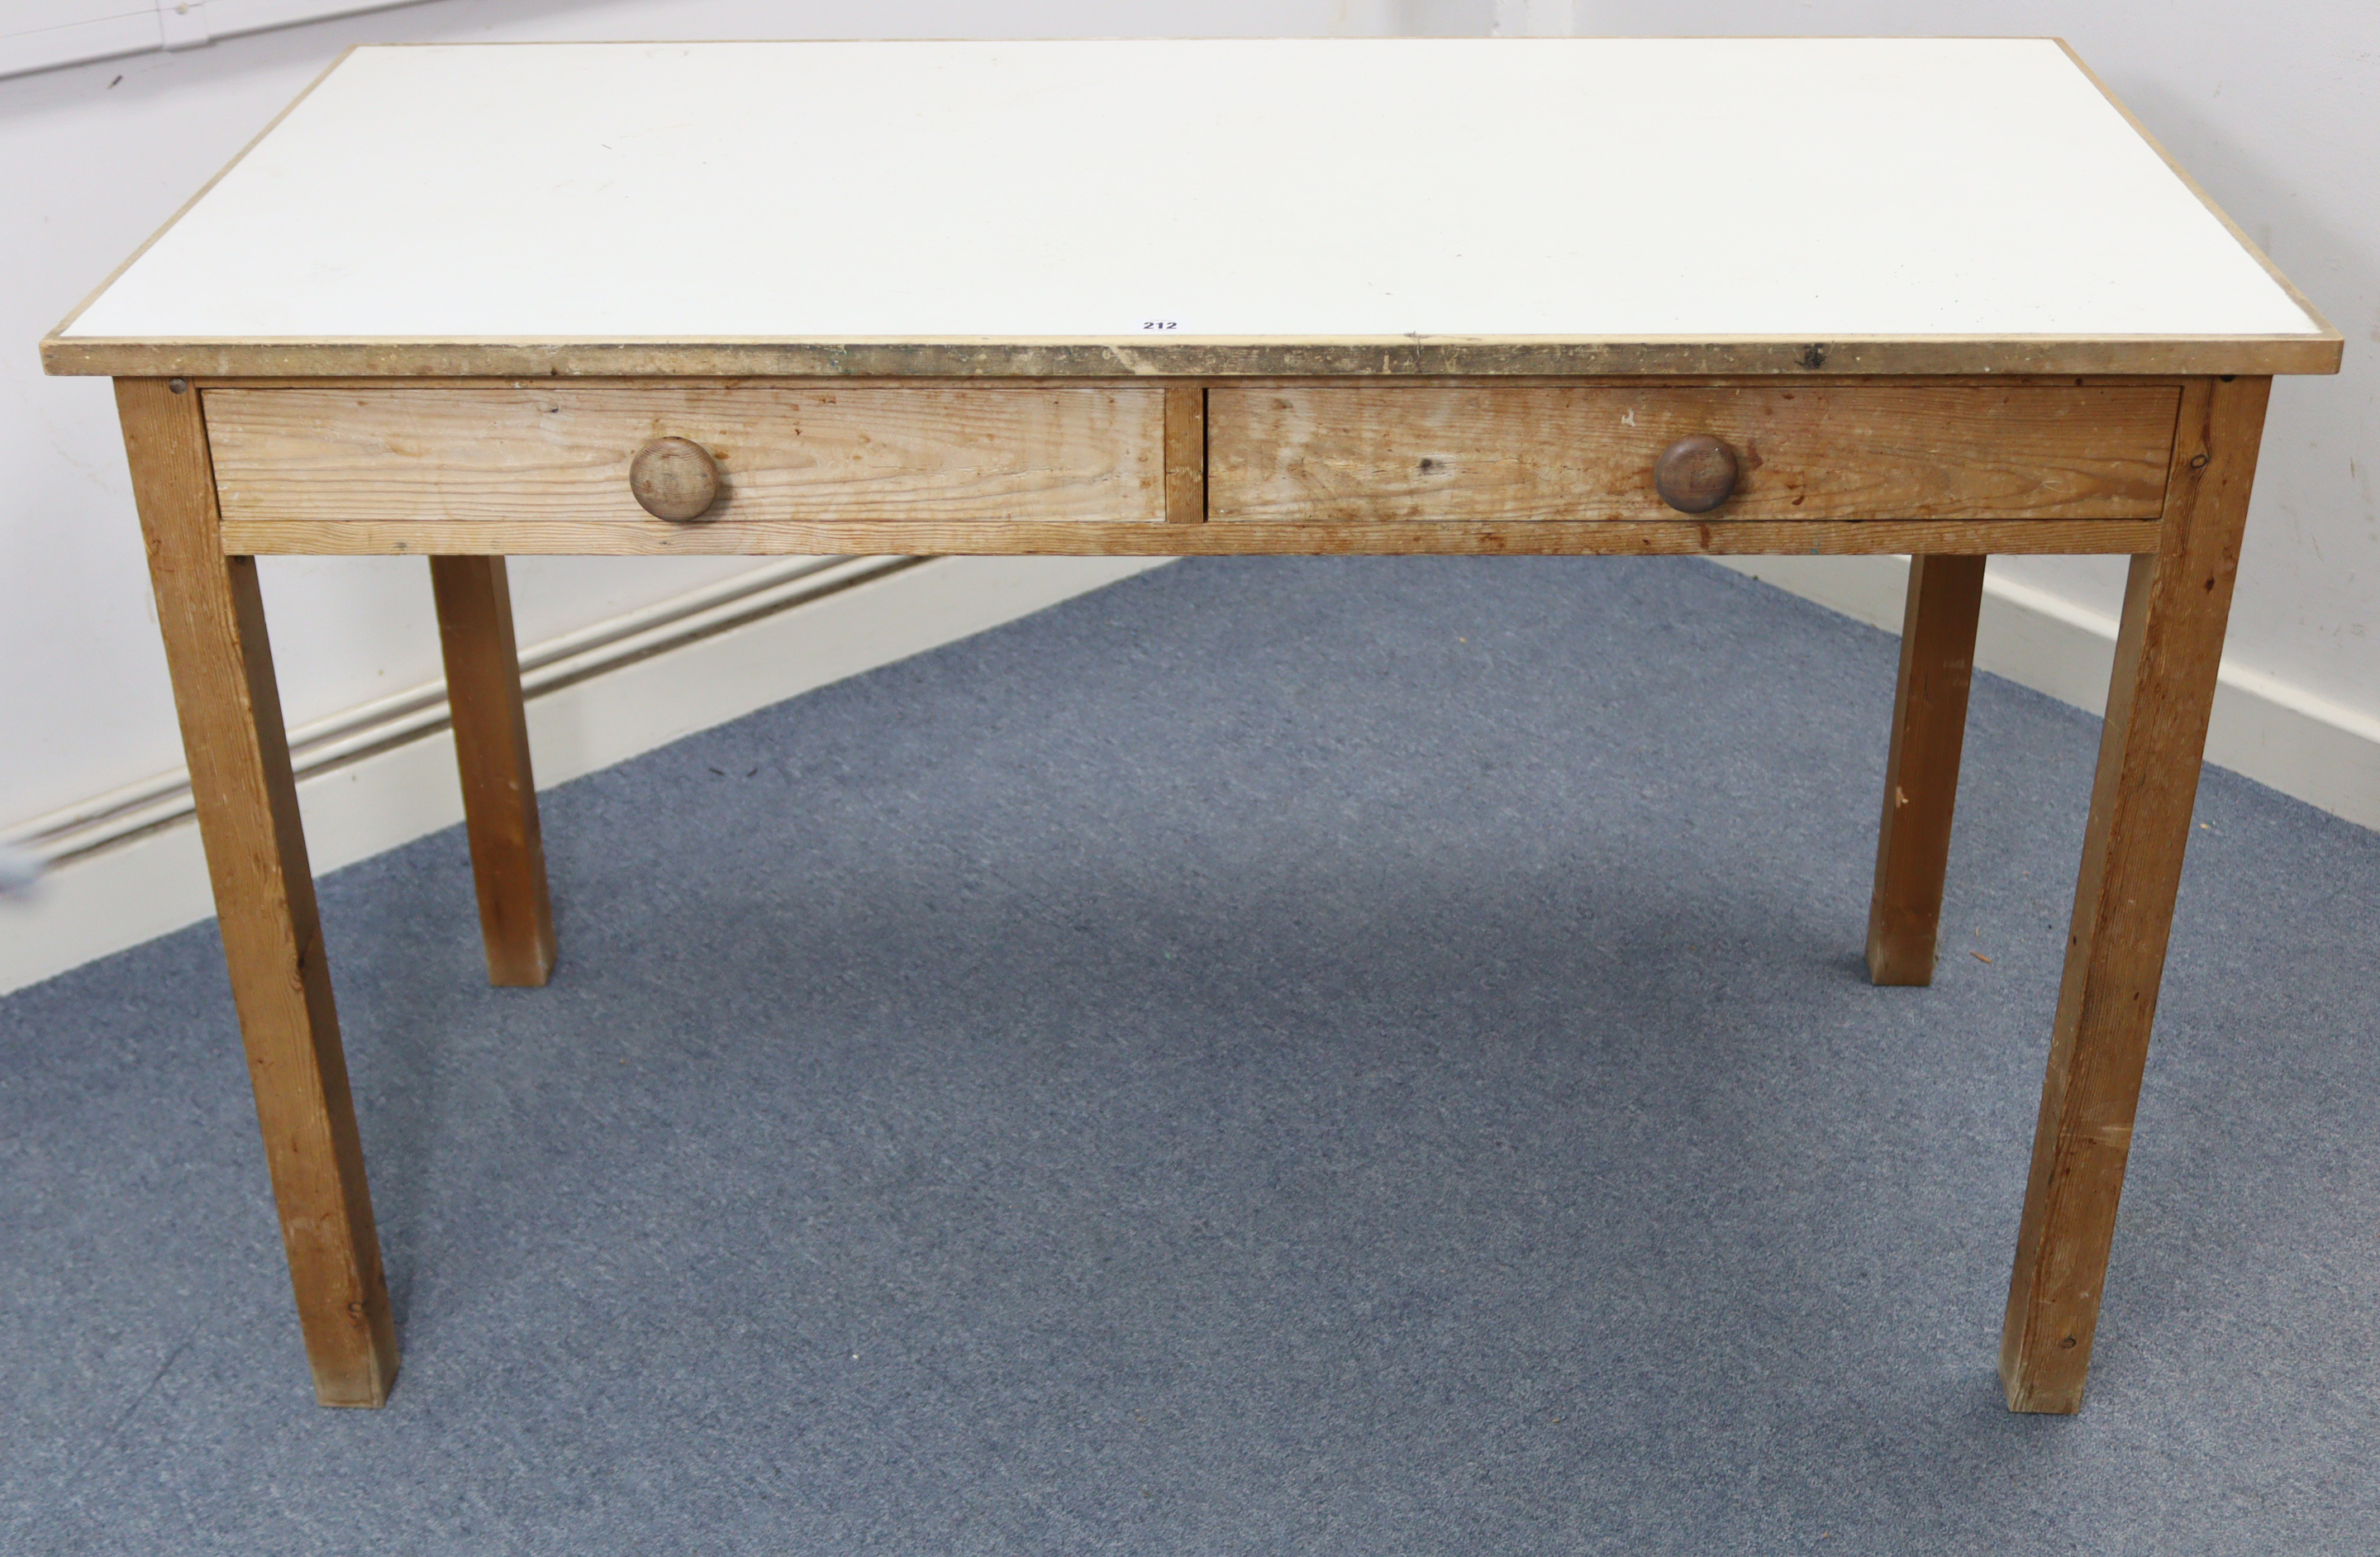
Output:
[{"left": 45, "top": 38, "right": 2340, "bottom": 379}]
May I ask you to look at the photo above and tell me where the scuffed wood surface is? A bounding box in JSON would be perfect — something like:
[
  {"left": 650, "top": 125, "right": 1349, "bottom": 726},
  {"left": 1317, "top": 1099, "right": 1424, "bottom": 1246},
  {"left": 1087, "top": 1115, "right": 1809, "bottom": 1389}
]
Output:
[
  {"left": 2000, "top": 375, "right": 2273, "bottom": 1413},
  {"left": 45, "top": 334, "right": 2344, "bottom": 380},
  {"left": 117, "top": 377, "right": 399, "bottom": 1407},
  {"left": 1164, "top": 385, "right": 1207, "bottom": 523},
  {"left": 216, "top": 516, "right": 2163, "bottom": 558},
  {"left": 429, "top": 555, "right": 555, "bottom": 989},
  {"left": 1210, "top": 385, "right": 2180, "bottom": 524},
  {"left": 204, "top": 384, "right": 1167, "bottom": 528},
  {"left": 1867, "top": 555, "right": 1988, "bottom": 986}
]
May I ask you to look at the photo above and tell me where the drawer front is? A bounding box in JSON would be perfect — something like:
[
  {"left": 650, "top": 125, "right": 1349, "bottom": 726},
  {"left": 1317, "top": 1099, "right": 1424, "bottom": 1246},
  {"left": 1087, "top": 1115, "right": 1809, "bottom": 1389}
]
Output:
[
  {"left": 1207, "top": 385, "right": 2179, "bottom": 524},
  {"left": 204, "top": 383, "right": 1167, "bottom": 528}
]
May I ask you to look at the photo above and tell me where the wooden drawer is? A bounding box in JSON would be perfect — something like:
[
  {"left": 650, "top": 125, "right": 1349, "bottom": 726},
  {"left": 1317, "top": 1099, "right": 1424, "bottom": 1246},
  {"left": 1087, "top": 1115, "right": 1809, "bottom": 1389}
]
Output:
[
  {"left": 203, "top": 383, "right": 1167, "bottom": 529},
  {"left": 1207, "top": 384, "right": 2180, "bottom": 524}
]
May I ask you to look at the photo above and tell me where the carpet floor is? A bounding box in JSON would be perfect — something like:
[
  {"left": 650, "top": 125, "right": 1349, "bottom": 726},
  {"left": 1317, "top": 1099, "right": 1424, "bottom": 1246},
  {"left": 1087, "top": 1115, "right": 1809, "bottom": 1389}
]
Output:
[{"left": 4, "top": 556, "right": 2378, "bottom": 1555}]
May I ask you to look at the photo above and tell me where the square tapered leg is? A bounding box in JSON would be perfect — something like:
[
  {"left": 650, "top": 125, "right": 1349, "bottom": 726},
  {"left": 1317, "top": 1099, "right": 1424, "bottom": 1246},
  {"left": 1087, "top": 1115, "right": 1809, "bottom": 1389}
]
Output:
[
  {"left": 1867, "top": 553, "right": 1988, "bottom": 985},
  {"left": 119, "top": 377, "right": 398, "bottom": 1407},
  {"left": 2001, "top": 375, "right": 2270, "bottom": 1412},
  {"left": 430, "top": 555, "right": 555, "bottom": 987}
]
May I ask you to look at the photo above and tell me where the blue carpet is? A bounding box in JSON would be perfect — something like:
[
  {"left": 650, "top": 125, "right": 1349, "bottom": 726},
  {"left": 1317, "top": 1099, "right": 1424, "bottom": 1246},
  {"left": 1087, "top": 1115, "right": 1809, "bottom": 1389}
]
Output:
[{"left": 3, "top": 556, "right": 2377, "bottom": 1555}]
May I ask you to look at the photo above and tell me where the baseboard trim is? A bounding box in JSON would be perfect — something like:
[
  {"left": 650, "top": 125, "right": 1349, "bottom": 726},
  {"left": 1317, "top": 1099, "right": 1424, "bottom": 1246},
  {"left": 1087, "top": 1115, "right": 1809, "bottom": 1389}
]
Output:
[
  {"left": 1712, "top": 555, "right": 2380, "bottom": 832},
  {"left": 7, "top": 553, "right": 915, "bottom": 867},
  {"left": 0, "top": 554, "right": 1172, "bottom": 996}
]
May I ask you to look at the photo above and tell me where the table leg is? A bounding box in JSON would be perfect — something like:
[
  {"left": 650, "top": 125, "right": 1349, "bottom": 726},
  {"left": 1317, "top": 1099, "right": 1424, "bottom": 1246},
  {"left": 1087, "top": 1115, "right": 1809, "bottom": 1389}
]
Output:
[
  {"left": 117, "top": 378, "right": 398, "bottom": 1407},
  {"left": 2000, "top": 375, "right": 2270, "bottom": 1412},
  {"left": 430, "top": 556, "right": 555, "bottom": 986},
  {"left": 1866, "top": 554, "right": 1987, "bottom": 985}
]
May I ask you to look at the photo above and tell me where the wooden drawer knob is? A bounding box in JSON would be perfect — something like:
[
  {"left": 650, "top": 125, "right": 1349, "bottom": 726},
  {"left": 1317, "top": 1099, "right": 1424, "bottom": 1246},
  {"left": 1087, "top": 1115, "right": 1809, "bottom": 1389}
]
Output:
[
  {"left": 630, "top": 436, "right": 721, "bottom": 521},
  {"left": 1654, "top": 435, "right": 1739, "bottom": 514}
]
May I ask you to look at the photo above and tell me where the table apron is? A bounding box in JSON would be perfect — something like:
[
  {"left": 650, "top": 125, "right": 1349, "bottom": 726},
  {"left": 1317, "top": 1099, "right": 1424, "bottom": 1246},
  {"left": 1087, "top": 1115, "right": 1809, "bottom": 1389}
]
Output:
[
  {"left": 197, "top": 379, "right": 2182, "bottom": 557},
  {"left": 212, "top": 517, "right": 2162, "bottom": 557}
]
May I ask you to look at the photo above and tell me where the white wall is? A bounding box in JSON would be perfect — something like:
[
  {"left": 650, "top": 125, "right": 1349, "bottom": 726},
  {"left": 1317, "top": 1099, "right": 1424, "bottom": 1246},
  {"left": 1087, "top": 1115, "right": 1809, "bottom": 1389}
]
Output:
[{"left": 2, "top": 0, "right": 2373, "bottom": 854}]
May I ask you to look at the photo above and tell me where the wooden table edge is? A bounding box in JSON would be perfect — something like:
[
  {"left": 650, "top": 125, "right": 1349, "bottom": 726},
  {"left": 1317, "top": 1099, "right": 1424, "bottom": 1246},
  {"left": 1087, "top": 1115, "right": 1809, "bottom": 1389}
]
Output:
[{"left": 38, "top": 334, "right": 2346, "bottom": 380}]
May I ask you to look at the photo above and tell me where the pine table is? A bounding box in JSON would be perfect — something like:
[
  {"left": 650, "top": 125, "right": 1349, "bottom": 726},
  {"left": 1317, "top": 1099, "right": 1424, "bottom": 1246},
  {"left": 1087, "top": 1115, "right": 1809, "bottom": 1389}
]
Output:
[{"left": 43, "top": 38, "right": 2340, "bottom": 1412}]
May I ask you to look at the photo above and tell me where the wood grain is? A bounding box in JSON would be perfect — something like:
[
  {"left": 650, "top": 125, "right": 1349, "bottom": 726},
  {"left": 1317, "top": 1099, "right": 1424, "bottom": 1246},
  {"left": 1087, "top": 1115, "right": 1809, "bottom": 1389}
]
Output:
[
  {"left": 215, "top": 516, "right": 2164, "bottom": 559},
  {"left": 203, "top": 383, "right": 1166, "bottom": 529},
  {"left": 1210, "top": 384, "right": 2179, "bottom": 525},
  {"left": 1164, "top": 385, "right": 1207, "bottom": 523},
  {"left": 116, "top": 376, "right": 398, "bottom": 1408},
  {"left": 1653, "top": 432, "right": 1739, "bottom": 514},
  {"left": 429, "top": 555, "right": 555, "bottom": 988},
  {"left": 1866, "top": 554, "right": 1988, "bottom": 985},
  {"left": 1999, "top": 374, "right": 2273, "bottom": 1413},
  {"left": 626, "top": 436, "right": 721, "bottom": 521},
  {"left": 166, "top": 372, "right": 2256, "bottom": 393}
]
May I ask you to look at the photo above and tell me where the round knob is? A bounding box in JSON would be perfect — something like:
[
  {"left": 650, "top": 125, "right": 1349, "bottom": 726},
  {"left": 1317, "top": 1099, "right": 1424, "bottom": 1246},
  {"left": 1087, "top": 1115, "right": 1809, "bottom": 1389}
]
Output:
[
  {"left": 629, "top": 437, "right": 721, "bottom": 521},
  {"left": 1654, "top": 435, "right": 1739, "bottom": 514}
]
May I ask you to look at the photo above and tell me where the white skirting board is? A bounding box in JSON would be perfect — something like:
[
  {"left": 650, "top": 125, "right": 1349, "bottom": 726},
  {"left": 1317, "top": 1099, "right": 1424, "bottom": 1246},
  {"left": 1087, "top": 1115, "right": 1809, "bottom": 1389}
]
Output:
[
  {"left": 4, "top": 550, "right": 2373, "bottom": 998},
  {"left": 1714, "top": 555, "right": 2380, "bottom": 833},
  {"left": 0, "top": 554, "right": 1169, "bottom": 997}
]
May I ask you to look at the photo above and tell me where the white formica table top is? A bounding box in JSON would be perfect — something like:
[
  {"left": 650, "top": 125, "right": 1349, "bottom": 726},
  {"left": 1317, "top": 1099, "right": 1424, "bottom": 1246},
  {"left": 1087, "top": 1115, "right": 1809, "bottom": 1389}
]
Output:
[{"left": 45, "top": 38, "right": 2340, "bottom": 378}]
